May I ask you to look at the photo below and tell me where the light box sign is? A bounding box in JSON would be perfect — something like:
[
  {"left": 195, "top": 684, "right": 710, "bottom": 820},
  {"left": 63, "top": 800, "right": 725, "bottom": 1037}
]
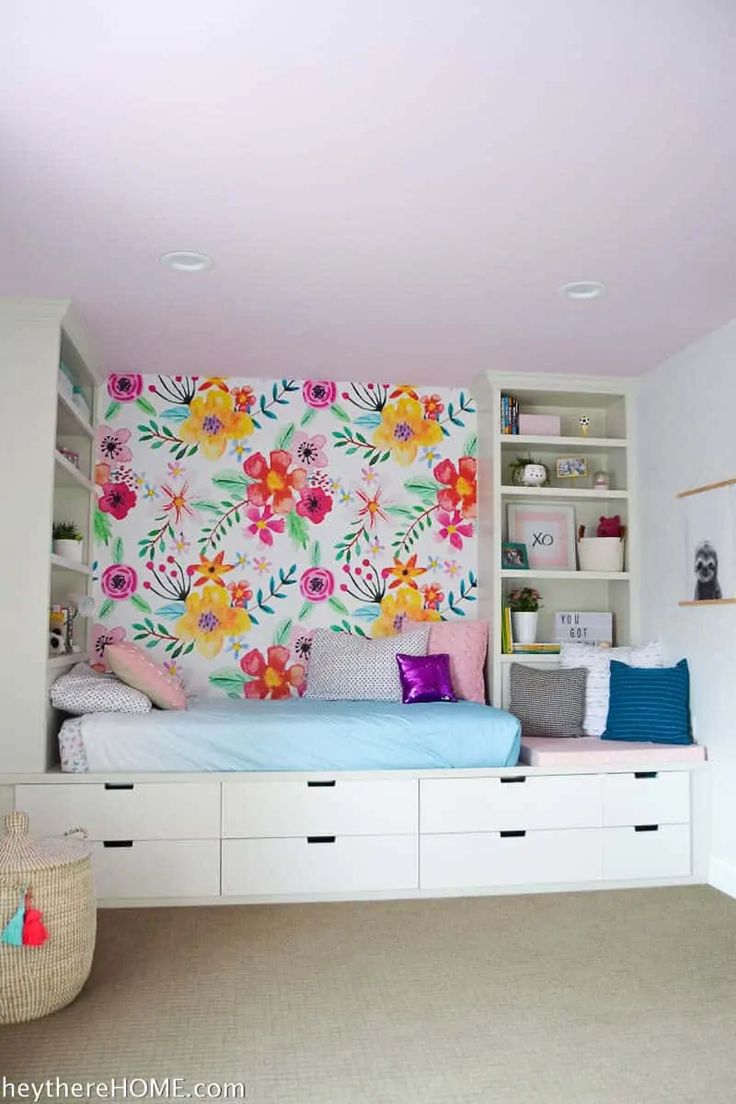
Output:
[{"left": 553, "top": 611, "right": 613, "bottom": 645}]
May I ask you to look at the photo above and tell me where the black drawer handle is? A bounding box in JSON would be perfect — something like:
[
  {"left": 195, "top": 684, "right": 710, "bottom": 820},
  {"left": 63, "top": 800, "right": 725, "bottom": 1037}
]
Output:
[
  {"left": 500, "top": 776, "right": 527, "bottom": 784},
  {"left": 500, "top": 830, "right": 526, "bottom": 838},
  {"left": 104, "top": 783, "right": 134, "bottom": 791},
  {"left": 307, "top": 780, "right": 336, "bottom": 788},
  {"left": 634, "top": 825, "right": 659, "bottom": 833},
  {"left": 307, "top": 836, "right": 336, "bottom": 844},
  {"left": 103, "top": 840, "right": 133, "bottom": 848},
  {"left": 634, "top": 772, "right": 658, "bottom": 780}
]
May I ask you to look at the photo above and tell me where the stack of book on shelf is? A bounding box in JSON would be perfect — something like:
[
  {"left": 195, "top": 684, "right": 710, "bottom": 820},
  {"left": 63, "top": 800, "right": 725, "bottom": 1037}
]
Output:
[
  {"left": 500, "top": 393, "right": 519, "bottom": 434},
  {"left": 501, "top": 606, "right": 561, "bottom": 656}
]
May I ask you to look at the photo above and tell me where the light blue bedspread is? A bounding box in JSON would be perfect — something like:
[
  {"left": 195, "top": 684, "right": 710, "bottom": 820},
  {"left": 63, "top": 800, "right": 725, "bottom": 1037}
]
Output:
[{"left": 78, "top": 697, "right": 521, "bottom": 773}]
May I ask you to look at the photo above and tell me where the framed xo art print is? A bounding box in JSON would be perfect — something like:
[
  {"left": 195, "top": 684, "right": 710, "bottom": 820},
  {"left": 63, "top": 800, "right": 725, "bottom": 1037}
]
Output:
[{"left": 507, "top": 504, "right": 576, "bottom": 571}]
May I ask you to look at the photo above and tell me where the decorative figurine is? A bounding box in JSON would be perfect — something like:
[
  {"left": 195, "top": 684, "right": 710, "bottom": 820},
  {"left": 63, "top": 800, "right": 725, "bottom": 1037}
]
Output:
[{"left": 578, "top": 414, "right": 591, "bottom": 437}]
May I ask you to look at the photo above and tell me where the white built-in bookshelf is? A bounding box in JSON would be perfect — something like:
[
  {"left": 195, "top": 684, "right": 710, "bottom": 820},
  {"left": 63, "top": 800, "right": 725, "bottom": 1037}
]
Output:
[{"left": 475, "top": 373, "right": 638, "bottom": 708}]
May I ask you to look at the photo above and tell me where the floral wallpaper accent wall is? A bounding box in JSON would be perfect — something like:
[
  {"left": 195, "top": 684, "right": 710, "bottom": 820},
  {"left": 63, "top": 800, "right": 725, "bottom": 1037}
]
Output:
[{"left": 93, "top": 375, "right": 478, "bottom": 698}]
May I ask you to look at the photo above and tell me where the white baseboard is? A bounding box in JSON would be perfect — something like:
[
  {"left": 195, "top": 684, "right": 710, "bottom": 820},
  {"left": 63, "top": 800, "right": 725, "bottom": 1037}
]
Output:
[{"left": 709, "top": 857, "right": 736, "bottom": 900}]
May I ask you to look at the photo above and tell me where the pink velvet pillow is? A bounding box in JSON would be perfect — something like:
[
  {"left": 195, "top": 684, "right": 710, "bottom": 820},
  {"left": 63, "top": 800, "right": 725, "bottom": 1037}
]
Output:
[
  {"left": 106, "top": 643, "right": 187, "bottom": 710},
  {"left": 427, "top": 620, "right": 488, "bottom": 703}
]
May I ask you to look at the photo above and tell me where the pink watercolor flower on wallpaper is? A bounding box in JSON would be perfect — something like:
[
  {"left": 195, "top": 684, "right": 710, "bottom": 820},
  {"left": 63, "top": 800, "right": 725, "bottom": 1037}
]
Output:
[
  {"left": 244, "top": 451, "right": 307, "bottom": 515},
  {"left": 299, "top": 567, "right": 335, "bottom": 602},
  {"left": 246, "top": 505, "right": 285, "bottom": 546},
  {"left": 98, "top": 481, "right": 137, "bottom": 520},
  {"left": 302, "top": 381, "right": 337, "bottom": 408},
  {"left": 437, "top": 509, "right": 474, "bottom": 551},
  {"left": 241, "top": 646, "right": 306, "bottom": 700},
  {"left": 97, "top": 426, "right": 133, "bottom": 464},
  {"left": 100, "top": 564, "right": 138, "bottom": 600},
  {"left": 107, "top": 374, "right": 143, "bottom": 402},
  {"left": 90, "top": 623, "right": 126, "bottom": 670},
  {"left": 293, "top": 431, "right": 328, "bottom": 467},
  {"left": 295, "top": 486, "right": 333, "bottom": 525}
]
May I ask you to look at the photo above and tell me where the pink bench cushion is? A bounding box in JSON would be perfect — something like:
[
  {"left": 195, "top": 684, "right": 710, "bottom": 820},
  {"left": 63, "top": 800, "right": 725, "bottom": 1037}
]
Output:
[{"left": 520, "top": 735, "right": 706, "bottom": 767}]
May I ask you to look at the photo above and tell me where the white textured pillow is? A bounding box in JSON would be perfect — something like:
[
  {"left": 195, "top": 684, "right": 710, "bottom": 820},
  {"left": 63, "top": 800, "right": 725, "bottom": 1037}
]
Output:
[
  {"left": 51, "top": 662, "right": 152, "bottom": 715},
  {"left": 560, "top": 643, "right": 662, "bottom": 736},
  {"left": 305, "top": 627, "right": 430, "bottom": 701}
]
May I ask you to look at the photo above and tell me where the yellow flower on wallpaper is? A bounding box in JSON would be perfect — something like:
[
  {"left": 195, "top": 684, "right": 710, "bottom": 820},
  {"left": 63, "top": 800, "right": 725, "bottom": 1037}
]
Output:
[
  {"left": 177, "top": 584, "right": 252, "bottom": 658},
  {"left": 179, "top": 390, "right": 254, "bottom": 460},
  {"left": 372, "top": 586, "right": 441, "bottom": 638},
  {"left": 372, "top": 396, "right": 443, "bottom": 466}
]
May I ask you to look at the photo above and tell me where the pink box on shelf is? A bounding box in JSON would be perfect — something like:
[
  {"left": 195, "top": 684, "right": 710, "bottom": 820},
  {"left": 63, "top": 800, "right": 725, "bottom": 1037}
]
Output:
[{"left": 518, "top": 413, "right": 561, "bottom": 436}]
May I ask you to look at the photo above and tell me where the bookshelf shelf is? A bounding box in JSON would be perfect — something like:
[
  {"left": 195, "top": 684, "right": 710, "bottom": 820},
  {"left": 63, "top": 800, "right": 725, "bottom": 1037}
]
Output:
[
  {"left": 500, "top": 435, "right": 627, "bottom": 450},
  {"left": 500, "top": 486, "right": 627, "bottom": 500}
]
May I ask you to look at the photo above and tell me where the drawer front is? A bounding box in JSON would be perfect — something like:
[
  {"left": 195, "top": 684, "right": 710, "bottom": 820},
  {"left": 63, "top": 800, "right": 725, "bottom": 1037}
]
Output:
[
  {"left": 602, "top": 772, "right": 690, "bottom": 827},
  {"left": 223, "top": 778, "right": 417, "bottom": 838},
  {"left": 222, "top": 835, "right": 418, "bottom": 896},
  {"left": 420, "top": 775, "right": 602, "bottom": 833},
  {"left": 92, "top": 840, "right": 220, "bottom": 899},
  {"left": 421, "top": 829, "right": 602, "bottom": 890},
  {"left": 17, "top": 783, "right": 221, "bottom": 841},
  {"left": 602, "top": 825, "right": 691, "bottom": 880}
]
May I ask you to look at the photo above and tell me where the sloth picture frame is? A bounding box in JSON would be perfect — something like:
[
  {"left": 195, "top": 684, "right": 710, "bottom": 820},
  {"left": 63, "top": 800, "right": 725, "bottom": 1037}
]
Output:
[{"left": 678, "top": 480, "right": 736, "bottom": 605}]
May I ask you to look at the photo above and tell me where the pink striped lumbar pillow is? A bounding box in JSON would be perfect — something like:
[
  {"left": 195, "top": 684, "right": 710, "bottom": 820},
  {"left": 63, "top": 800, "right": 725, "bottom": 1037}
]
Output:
[
  {"left": 106, "top": 643, "right": 187, "bottom": 710},
  {"left": 427, "top": 620, "right": 488, "bottom": 703}
]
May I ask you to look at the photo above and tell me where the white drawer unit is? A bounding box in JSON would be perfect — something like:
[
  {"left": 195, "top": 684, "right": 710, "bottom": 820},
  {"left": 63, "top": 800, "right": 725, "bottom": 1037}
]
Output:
[
  {"left": 92, "top": 840, "right": 221, "bottom": 899},
  {"left": 602, "top": 825, "right": 692, "bottom": 880},
  {"left": 223, "top": 778, "right": 417, "bottom": 839},
  {"left": 421, "top": 829, "right": 602, "bottom": 891},
  {"left": 420, "top": 775, "right": 602, "bottom": 833},
  {"left": 16, "top": 782, "right": 221, "bottom": 841},
  {"left": 222, "top": 835, "right": 418, "bottom": 896},
  {"left": 602, "top": 771, "right": 690, "bottom": 827}
]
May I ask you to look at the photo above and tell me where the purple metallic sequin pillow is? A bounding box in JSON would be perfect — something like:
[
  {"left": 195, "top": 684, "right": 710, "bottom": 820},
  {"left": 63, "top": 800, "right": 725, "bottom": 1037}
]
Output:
[{"left": 396, "top": 652, "right": 457, "bottom": 704}]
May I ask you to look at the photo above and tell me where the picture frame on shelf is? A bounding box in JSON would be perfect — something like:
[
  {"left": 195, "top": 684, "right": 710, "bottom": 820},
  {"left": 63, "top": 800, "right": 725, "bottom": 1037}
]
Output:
[
  {"left": 507, "top": 503, "right": 576, "bottom": 571},
  {"left": 555, "top": 456, "right": 588, "bottom": 480},
  {"left": 501, "top": 542, "right": 529, "bottom": 570}
]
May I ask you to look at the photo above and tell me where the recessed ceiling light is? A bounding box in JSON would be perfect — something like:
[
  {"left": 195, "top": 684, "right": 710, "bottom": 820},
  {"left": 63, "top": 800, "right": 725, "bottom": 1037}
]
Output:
[
  {"left": 560, "top": 280, "right": 606, "bottom": 301},
  {"left": 160, "top": 250, "right": 213, "bottom": 273}
]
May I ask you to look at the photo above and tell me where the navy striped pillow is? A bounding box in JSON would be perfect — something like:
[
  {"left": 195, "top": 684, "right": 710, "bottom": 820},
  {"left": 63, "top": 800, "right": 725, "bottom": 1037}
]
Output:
[{"left": 602, "top": 659, "right": 692, "bottom": 744}]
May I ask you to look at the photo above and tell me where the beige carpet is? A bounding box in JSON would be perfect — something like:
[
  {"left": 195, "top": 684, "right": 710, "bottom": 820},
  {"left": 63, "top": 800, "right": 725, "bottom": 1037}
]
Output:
[{"left": 1, "top": 887, "right": 735, "bottom": 1103}]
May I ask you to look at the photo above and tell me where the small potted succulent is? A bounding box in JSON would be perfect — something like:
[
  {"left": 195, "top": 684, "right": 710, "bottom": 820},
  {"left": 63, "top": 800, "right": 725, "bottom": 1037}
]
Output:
[
  {"left": 52, "top": 521, "right": 84, "bottom": 563},
  {"left": 509, "top": 455, "right": 550, "bottom": 488},
  {"left": 507, "top": 586, "right": 543, "bottom": 644}
]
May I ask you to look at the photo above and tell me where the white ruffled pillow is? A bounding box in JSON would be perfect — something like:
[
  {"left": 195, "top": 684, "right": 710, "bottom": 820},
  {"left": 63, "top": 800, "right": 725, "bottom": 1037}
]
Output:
[
  {"left": 51, "top": 662, "right": 152, "bottom": 715},
  {"left": 560, "top": 643, "right": 662, "bottom": 736}
]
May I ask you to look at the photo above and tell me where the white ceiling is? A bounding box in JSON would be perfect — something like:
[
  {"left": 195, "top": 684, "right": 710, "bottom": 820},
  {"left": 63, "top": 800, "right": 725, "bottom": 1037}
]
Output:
[{"left": 1, "top": 0, "right": 735, "bottom": 384}]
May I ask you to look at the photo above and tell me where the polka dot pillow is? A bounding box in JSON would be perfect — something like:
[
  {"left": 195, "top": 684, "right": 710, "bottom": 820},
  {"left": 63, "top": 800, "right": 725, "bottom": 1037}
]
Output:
[
  {"left": 50, "top": 663, "right": 152, "bottom": 715},
  {"left": 106, "top": 643, "right": 187, "bottom": 710}
]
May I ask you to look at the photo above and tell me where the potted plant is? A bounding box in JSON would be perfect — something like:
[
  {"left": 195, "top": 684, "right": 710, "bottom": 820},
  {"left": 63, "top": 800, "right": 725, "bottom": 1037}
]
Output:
[
  {"left": 507, "top": 587, "right": 543, "bottom": 644},
  {"left": 509, "top": 455, "right": 550, "bottom": 487},
  {"left": 52, "top": 521, "right": 84, "bottom": 563}
]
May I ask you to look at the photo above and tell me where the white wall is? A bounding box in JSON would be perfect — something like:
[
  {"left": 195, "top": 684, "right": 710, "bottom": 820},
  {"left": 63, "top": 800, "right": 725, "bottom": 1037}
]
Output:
[{"left": 637, "top": 319, "right": 736, "bottom": 896}]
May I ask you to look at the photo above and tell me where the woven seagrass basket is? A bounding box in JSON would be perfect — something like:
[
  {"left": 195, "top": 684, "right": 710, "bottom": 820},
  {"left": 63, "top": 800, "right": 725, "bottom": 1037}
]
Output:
[{"left": 0, "top": 810, "right": 96, "bottom": 1024}]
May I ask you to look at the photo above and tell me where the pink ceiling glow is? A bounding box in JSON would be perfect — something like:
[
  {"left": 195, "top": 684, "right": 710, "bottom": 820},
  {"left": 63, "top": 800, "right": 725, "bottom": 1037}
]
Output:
[{"left": 1, "top": 1, "right": 735, "bottom": 384}]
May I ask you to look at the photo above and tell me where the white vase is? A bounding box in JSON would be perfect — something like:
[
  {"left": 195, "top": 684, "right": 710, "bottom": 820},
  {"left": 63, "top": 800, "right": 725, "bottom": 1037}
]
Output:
[
  {"left": 53, "top": 539, "right": 83, "bottom": 563},
  {"left": 511, "top": 610, "right": 538, "bottom": 644}
]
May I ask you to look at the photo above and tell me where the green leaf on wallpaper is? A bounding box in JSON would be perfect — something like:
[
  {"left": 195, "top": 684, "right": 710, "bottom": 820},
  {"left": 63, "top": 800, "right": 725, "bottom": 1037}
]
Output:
[
  {"left": 463, "top": 433, "right": 478, "bottom": 458},
  {"left": 112, "top": 537, "right": 124, "bottom": 565},
  {"left": 384, "top": 504, "right": 416, "bottom": 522},
  {"left": 98, "top": 598, "right": 114, "bottom": 620},
  {"left": 309, "top": 541, "right": 321, "bottom": 567},
  {"left": 404, "top": 477, "right": 442, "bottom": 505},
  {"left": 353, "top": 605, "right": 380, "bottom": 621},
  {"left": 300, "top": 407, "right": 317, "bottom": 428},
  {"left": 160, "top": 407, "right": 190, "bottom": 423},
  {"left": 274, "top": 619, "right": 293, "bottom": 647},
  {"left": 191, "top": 500, "right": 222, "bottom": 515},
  {"left": 209, "top": 669, "right": 248, "bottom": 693},
  {"left": 286, "top": 510, "right": 309, "bottom": 550},
  {"left": 329, "top": 403, "right": 351, "bottom": 424},
  {"left": 130, "top": 593, "right": 152, "bottom": 614},
  {"left": 211, "top": 471, "right": 249, "bottom": 496},
  {"left": 328, "top": 596, "right": 349, "bottom": 615},
  {"left": 94, "top": 508, "right": 112, "bottom": 546},
  {"left": 135, "top": 396, "right": 157, "bottom": 416},
  {"left": 353, "top": 413, "right": 382, "bottom": 430},
  {"left": 104, "top": 401, "right": 121, "bottom": 421},
  {"left": 298, "top": 601, "right": 314, "bottom": 621},
  {"left": 275, "top": 423, "right": 295, "bottom": 451}
]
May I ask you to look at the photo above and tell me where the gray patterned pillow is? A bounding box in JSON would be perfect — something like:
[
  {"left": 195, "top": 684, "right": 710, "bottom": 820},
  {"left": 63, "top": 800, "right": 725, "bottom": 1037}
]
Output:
[
  {"left": 305, "top": 627, "right": 430, "bottom": 701},
  {"left": 51, "top": 663, "right": 152, "bottom": 715},
  {"left": 509, "top": 664, "right": 587, "bottom": 737}
]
